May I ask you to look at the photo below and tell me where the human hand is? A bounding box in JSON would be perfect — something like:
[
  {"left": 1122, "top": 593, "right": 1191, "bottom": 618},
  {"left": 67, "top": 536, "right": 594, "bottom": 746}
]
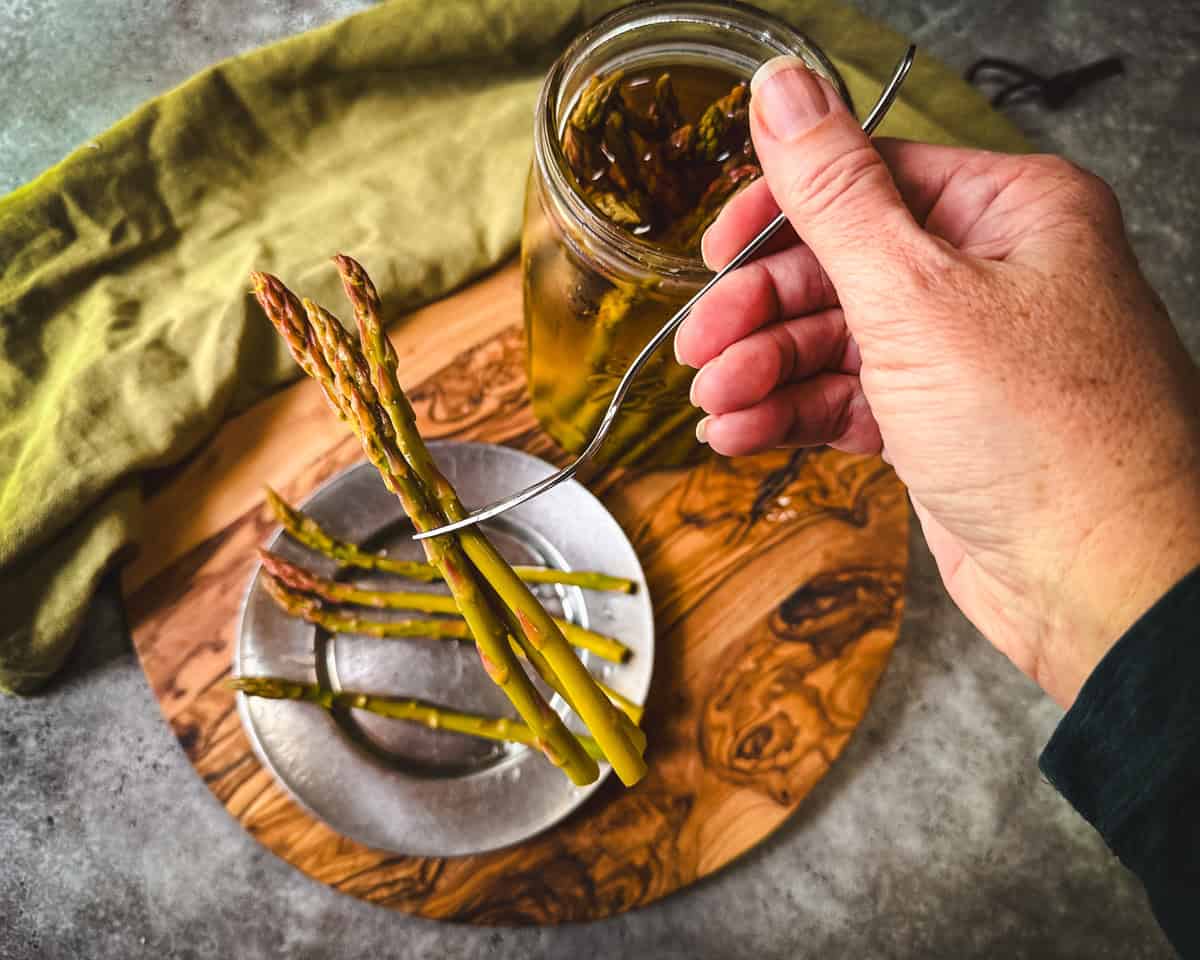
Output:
[{"left": 675, "top": 56, "right": 1200, "bottom": 707}]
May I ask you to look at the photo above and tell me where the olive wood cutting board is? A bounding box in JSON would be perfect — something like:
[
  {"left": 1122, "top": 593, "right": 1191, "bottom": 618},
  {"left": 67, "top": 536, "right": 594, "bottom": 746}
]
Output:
[{"left": 124, "top": 262, "right": 909, "bottom": 924}]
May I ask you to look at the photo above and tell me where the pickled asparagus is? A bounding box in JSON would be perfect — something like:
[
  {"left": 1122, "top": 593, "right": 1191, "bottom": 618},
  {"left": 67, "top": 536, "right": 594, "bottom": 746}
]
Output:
[
  {"left": 264, "top": 487, "right": 636, "bottom": 594},
  {"left": 229, "top": 676, "right": 606, "bottom": 762},
  {"left": 559, "top": 66, "right": 759, "bottom": 251},
  {"left": 261, "top": 572, "right": 645, "bottom": 727},
  {"left": 259, "top": 549, "right": 632, "bottom": 664},
  {"left": 253, "top": 272, "right": 599, "bottom": 786},
  {"left": 335, "top": 255, "right": 646, "bottom": 787}
]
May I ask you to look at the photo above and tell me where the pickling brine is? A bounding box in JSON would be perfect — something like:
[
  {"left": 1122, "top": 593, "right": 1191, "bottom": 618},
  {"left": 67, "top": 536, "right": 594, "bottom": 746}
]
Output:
[{"left": 523, "top": 2, "right": 849, "bottom": 467}]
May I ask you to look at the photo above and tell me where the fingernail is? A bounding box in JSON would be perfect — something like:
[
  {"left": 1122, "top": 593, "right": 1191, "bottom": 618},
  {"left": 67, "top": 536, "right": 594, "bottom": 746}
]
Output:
[
  {"left": 696, "top": 416, "right": 711, "bottom": 444},
  {"left": 689, "top": 364, "right": 710, "bottom": 407},
  {"left": 700, "top": 225, "right": 717, "bottom": 270},
  {"left": 750, "top": 56, "right": 831, "bottom": 141},
  {"left": 880, "top": 446, "right": 892, "bottom": 465}
]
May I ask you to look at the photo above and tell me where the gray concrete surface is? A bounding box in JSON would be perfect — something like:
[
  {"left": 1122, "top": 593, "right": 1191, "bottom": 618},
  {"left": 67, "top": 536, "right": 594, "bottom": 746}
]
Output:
[{"left": 2, "top": 1, "right": 1198, "bottom": 958}]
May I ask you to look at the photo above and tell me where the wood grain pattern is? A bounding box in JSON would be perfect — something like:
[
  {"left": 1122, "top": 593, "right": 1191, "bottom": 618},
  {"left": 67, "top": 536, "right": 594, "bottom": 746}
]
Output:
[{"left": 126, "top": 266, "right": 909, "bottom": 925}]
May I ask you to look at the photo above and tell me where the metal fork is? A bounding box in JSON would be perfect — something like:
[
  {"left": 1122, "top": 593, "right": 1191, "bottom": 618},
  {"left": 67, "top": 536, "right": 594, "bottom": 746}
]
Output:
[{"left": 415, "top": 44, "right": 917, "bottom": 542}]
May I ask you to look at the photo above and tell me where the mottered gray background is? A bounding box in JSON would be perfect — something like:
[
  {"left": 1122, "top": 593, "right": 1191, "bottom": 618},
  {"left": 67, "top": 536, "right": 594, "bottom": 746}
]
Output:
[{"left": 2, "top": 1, "right": 1197, "bottom": 957}]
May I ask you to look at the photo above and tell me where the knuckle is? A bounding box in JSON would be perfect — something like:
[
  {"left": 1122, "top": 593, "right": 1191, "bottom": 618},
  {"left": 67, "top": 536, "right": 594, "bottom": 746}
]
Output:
[
  {"left": 741, "top": 259, "right": 776, "bottom": 307},
  {"left": 1026, "top": 154, "right": 1121, "bottom": 224},
  {"left": 722, "top": 338, "right": 779, "bottom": 403},
  {"left": 1077, "top": 171, "right": 1122, "bottom": 225},
  {"left": 896, "top": 232, "right": 956, "bottom": 292},
  {"left": 810, "top": 259, "right": 839, "bottom": 309},
  {"left": 780, "top": 143, "right": 891, "bottom": 226},
  {"left": 1024, "top": 153, "right": 1078, "bottom": 181},
  {"left": 846, "top": 231, "right": 957, "bottom": 313},
  {"left": 828, "top": 383, "right": 855, "bottom": 442},
  {"left": 766, "top": 326, "right": 797, "bottom": 383}
]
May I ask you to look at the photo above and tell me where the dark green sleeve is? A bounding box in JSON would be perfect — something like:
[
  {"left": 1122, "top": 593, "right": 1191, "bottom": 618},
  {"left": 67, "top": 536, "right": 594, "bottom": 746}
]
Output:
[{"left": 1040, "top": 565, "right": 1200, "bottom": 959}]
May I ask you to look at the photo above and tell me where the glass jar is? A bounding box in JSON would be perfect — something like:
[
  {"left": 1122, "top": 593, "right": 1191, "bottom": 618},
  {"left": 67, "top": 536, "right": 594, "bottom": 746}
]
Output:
[{"left": 522, "top": 0, "right": 850, "bottom": 468}]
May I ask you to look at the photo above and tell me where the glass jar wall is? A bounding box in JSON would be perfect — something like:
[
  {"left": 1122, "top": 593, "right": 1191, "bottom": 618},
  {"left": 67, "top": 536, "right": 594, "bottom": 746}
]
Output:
[{"left": 522, "top": 1, "right": 849, "bottom": 468}]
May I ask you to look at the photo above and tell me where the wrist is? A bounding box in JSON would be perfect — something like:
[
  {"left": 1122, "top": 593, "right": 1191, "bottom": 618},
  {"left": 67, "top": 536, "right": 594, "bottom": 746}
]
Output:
[{"left": 1043, "top": 472, "right": 1200, "bottom": 708}]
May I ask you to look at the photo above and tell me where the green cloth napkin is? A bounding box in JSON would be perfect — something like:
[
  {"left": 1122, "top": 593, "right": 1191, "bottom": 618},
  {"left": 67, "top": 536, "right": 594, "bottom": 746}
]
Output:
[{"left": 0, "top": 0, "right": 1028, "bottom": 695}]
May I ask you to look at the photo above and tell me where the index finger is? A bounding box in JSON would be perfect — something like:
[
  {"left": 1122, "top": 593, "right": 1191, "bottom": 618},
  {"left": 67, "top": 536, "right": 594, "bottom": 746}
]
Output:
[{"left": 700, "top": 178, "right": 800, "bottom": 269}]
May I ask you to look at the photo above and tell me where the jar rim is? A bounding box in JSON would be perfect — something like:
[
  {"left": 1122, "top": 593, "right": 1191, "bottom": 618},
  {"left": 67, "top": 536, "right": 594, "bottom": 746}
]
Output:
[{"left": 533, "top": 0, "right": 851, "bottom": 281}]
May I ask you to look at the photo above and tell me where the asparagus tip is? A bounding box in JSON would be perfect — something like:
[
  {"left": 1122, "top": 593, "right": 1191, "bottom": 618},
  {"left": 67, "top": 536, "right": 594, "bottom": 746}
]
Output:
[
  {"left": 227, "top": 676, "right": 270, "bottom": 695},
  {"left": 250, "top": 271, "right": 287, "bottom": 301},
  {"left": 262, "top": 486, "right": 293, "bottom": 527}
]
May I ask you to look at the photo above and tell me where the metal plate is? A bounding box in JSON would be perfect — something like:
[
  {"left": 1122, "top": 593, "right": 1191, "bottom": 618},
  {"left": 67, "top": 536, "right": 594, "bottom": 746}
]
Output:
[{"left": 235, "top": 442, "right": 654, "bottom": 857}]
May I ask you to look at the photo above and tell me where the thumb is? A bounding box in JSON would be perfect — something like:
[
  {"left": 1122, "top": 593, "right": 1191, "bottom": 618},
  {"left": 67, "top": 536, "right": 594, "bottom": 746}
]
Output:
[{"left": 750, "top": 57, "right": 928, "bottom": 289}]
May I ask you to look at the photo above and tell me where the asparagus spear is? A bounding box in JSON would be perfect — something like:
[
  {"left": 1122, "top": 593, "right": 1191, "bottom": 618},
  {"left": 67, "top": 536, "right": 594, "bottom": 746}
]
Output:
[
  {"left": 552, "top": 278, "right": 650, "bottom": 427},
  {"left": 584, "top": 187, "right": 649, "bottom": 228},
  {"left": 569, "top": 70, "right": 624, "bottom": 132},
  {"left": 473, "top": 581, "right": 647, "bottom": 750},
  {"left": 263, "top": 487, "right": 637, "bottom": 594},
  {"left": 663, "top": 123, "right": 694, "bottom": 163},
  {"left": 261, "top": 572, "right": 470, "bottom": 638},
  {"left": 593, "top": 679, "right": 644, "bottom": 729},
  {"left": 662, "top": 162, "right": 761, "bottom": 252},
  {"left": 334, "top": 256, "right": 647, "bottom": 787},
  {"left": 601, "top": 109, "right": 637, "bottom": 194},
  {"left": 229, "top": 677, "right": 605, "bottom": 762},
  {"left": 308, "top": 295, "right": 602, "bottom": 783},
  {"left": 694, "top": 82, "right": 748, "bottom": 162},
  {"left": 653, "top": 73, "right": 682, "bottom": 131},
  {"left": 253, "top": 274, "right": 599, "bottom": 785},
  {"left": 261, "top": 571, "right": 646, "bottom": 728},
  {"left": 252, "top": 274, "right": 325, "bottom": 388},
  {"left": 562, "top": 124, "right": 604, "bottom": 184},
  {"left": 258, "top": 549, "right": 632, "bottom": 664},
  {"left": 629, "top": 129, "right": 689, "bottom": 221}
]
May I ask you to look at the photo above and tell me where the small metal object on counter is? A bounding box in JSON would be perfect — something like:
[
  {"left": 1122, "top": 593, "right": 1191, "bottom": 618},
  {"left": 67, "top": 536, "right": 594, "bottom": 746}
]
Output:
[
  {"left": 236, "top": 442, "right": 654, "bottom": 857},
  {"left": 415, "top": 44, "right": 917, "bottom": 543}
]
